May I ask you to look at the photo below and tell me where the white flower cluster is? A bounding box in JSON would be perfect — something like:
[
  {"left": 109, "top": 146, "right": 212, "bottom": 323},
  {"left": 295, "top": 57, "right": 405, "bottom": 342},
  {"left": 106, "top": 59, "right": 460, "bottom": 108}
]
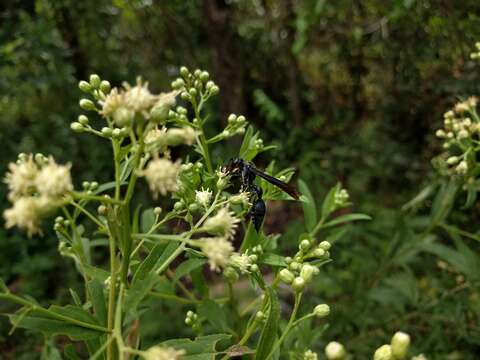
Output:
[
  {"left": 203, "top": 207, "right": 240, "bottom": 239},
  {"left": 145, "top": 126, "right": 198, "bottom": 154},
  {"left": 199, "top": 236, "right": 234, "bottom": 272},
  {"left": 3, "top": 154, "right": 73, "bottom": 236},
  {"left": 435, "top": 97, "right": 479, "bottom": 175},
  {"left": 140, "top": 157, "right": 181, "bottom": 198}
]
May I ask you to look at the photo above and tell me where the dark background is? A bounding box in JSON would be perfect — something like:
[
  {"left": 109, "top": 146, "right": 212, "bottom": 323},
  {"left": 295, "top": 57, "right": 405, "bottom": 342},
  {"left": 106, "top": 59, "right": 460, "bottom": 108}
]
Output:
[{"left": 1, "top": 0, "right": 480, "bottom": 358}]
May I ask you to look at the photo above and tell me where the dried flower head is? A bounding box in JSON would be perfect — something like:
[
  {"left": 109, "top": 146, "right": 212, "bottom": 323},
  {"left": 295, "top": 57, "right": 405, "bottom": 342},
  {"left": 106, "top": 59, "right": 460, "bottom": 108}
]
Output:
[
  {"left": 36, "top": 157, "right": 73, "bottom": 198},
  {"left": 140, "top": 158, "right": 181, "bottom": 198},
  {"left": 200, "top": 237, "right": 234, "bottom": 271},
  {"left": 204, "top": 207, "right": 240, "bottom": 239},
  {"left": 4, "top": 154, "right": 38, "bottom": 200},
  {"left": 143, "top": 346, "right": 185, "bottom": 360}
]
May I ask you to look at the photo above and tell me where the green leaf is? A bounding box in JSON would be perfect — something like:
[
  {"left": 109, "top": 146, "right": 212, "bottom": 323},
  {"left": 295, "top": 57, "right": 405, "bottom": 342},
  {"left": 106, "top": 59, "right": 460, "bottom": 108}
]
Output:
[
  {"left": 298, "top": 179, "right": 317, "bottom": 232},
  {"left": 64, "top": 344, "right": 82, "bottom": 360},
  {"left": 87, "top": 280, "right": 108, "bottom": 326},
  {"left": 133, "top": 242, "right": 179, "bottom": 283},
  {"left": 69, "top": 288, "right": 82, "bottom": 306},
  {"left": 124, "top": 272, "right": 159, "bottom": 317},
  {"left": 321, "top": 184, "right": 340, "bottom": 219},
  {"left": 198, "top": 299, "right": 229, "bottom": 332},
  {"left": 402, "top": 184, "right": 436, "bottom": 211},
  {"left": 430, "top": 179, "right": 458, "bottom": 225},
  {"left": 141, "top": 208, "right": 156, "bottom": 233},
  {"left": 173, "top": 258, "right": 207, "bottom": 282},
  {"left": 323, "top": 213, "right": 371, "bottom": 228},
  {"left": 260, "top": 253, "right": 287, "bottom": 267},
  {"left": 83, "top": 265, "right": 110, "bottom": 283},
  {"left": 255, "top": 287, "right": 280, "bottom": 360},
  {"left": 159, "top": 334, "right": 231, "bottom": 360},
  {"left": 8, "top": 314, "right": 102, "bottom": 341}
]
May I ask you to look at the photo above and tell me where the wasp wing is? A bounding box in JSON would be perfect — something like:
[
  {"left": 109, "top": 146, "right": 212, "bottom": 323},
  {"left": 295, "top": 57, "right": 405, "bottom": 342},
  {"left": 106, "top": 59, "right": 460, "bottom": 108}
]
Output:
[{"left": 250, "top": 167, "right": 301, "bottom": 200}]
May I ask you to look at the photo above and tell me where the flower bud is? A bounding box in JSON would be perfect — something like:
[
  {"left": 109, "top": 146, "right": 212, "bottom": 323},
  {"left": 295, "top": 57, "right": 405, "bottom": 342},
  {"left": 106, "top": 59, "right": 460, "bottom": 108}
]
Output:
[
  {"left": 78, "top": 115, "right": 89, "bottom": 126},
  {"left": 289, "top": 261, "right": 301, "bottom": 271},
  {"left": 89, "top": 74, "right": 101, "bottom": 88},
  {"left": 70, "top": 122, "right": 84, "bottom": 132},
  {"left": 391, "top": 332, "right": 410, "bottom": 359},
  {"left": 223, "top": 266, "right": 239, "bottom": 282},
  {"left": 154, "top": 207, "right": 162, "bottom": 215},
  {"left": 292, "top": 277, "right": 306, "bottom": 292},
  {"left": 100, "top": 80, "right": 111, "bottom": 93},
  {"left": 300, "top": 264, "right": 318, "bottom": 282},
  {"left": 250, "top": 264, "right": 259, "bottom": 273},
  {"left": 98, "top": 205, "right": 107, "bottom": 215},
  {"left": 279, "top": 268, "right": 295, "bottom": 283},
  {"left": 374, "top": 345, "right": 392, "bottom": 360},
  {"left": 174, "top": 201, "right": 184, "bottom": 211},
  {"left": 188, "top": 203, "right": 200, "bottom": 212},
  {"left": 313, "top": 304, "right": 330, "bottom": 318},
  {"left": 325, "top": 342, "right": 346, "bottom": 360},
  {"left": 200, "top": 71, "right": 209, "bottom": 82},
  {"left": 319, "top": 241, "right": 331, "bottom": 250},
  {"left": 210, "top": 85, "right": 219, "bottom": 95},
  {"left": 79, "top": 99, "right": 96, "bottom": 111},
  {"left": 102, "top": 127, "right": 113, "bottom": 137},
  {"left": 228, "top": 114, "right": 237, "bottom": 123},
  {"left": 299, "top": 239, "right": 311, "bottom": 251},
  {"left": 78, "top": 80, "right": 92, "bottom": 93},
  {"left": 180, "top": 66, "right": 189, "bottom": 76},
  {"left": 255, "top": 311, "right": 265, "bottom": 321},
  {"left": 313, "top": 248, "right": 326, "bottom": 257}
]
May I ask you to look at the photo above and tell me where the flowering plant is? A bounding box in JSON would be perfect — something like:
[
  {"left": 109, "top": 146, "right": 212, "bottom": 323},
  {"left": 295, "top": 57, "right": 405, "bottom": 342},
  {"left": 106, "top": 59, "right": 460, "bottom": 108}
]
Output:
[{"left": 1, "top": 68, "right": 382, "bottom": 359}]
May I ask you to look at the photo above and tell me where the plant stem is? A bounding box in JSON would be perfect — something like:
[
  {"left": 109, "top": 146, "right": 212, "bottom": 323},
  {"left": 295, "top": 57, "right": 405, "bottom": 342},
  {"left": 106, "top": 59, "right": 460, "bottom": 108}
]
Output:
[
  {"left": 265, "top": 293, "right": 302, "bottom": 360},
  {"left": 71, "top": 192, "right": 123, "bottom": 205},
  {"left": 107, "top": 234, "right": 117, "bottom": 360}
]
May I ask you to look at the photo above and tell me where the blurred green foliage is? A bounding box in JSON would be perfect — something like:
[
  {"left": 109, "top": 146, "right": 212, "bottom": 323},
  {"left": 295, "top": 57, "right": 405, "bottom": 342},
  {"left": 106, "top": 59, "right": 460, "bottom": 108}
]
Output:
[{"left": 2, "top": 0, "right": 480, "bottom": 358}]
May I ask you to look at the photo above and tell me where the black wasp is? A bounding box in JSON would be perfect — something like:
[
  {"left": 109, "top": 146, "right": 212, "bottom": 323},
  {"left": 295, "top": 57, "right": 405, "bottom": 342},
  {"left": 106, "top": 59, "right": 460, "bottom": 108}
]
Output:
[{"left": 222, "top": 158, "right": 301, "bottom": 231}]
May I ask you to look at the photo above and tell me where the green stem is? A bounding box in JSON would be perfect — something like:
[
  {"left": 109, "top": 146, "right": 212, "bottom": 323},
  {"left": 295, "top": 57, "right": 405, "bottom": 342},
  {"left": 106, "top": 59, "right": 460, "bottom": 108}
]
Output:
[
  {"left": 148, "top": 291, "right": 198, "bottom": 304},
  {"left": 106, "top": 234, "right": 117, "bottom": 360},
  {"left": 72, "top": 192, "right": 123, "bottom": 205},
  {"left": 113, "top": 139, "right": 121, "bottom": 201},
  {"left": 70, "top": 201, "right": 106, "bottom": 230},
  {"left": 155, "top": 241, "right": 187, "bottom": 275},
  {"left": 310, "top": 216, "right": 326, "bottom": 237},
  {"left": 0, "top": 293, "right": 108, "bottom": 333},
  {"left": 265, "top": 293, "right": 302, "bottom": 360}
]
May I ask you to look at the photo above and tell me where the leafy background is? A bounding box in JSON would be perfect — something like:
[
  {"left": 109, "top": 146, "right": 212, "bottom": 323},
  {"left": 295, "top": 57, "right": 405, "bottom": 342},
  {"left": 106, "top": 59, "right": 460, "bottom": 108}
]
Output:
[{"left": 1, "top": 0, "right": 480, "bottom": 358}]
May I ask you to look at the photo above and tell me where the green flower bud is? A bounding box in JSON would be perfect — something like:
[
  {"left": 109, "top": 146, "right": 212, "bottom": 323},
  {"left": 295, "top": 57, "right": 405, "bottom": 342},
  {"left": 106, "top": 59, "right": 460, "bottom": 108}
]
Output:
[
  {"left": 70, "top": 122, "right": 84, "bottom": 132},
  {"left": 313, "top": 304, "right": 330, "bottom": 318},
  {"left": 78, "top": 114, "right": 89, "bottom": 126},
  {"left": 98, "top": 205, "right": 107, "bottom": 215},
  {"left": 82, "top": 181, "right": 90, "bottom": 189},
  {"left": 113, "top": 108, "right": 134, "bottom": 127},
  {"left": 325, "top": 342, "right": 346, "bottom": 360},
  {"left": 250, "top": 264, "right": 259, "bottom": 272},
  {"left": 210, "top": 85, "right": 219, "bottom": 95},
  {"left": 90, "top": 181, "right": 98, "bottom": 189},
  {"left": 279, "top": 268, "right": 295, "bottom": 284},
  {"left": 314, "top": 248, "right": 326, "bottom": 257},
  {"left": 78, "top": 80, "right": 92, "bottom": 93},
  {"left": 101, "top": 127, "right": 113, "bottom": 137},
  {"left": 188, "top": 203, "right": 200, "bottom": 212},
  {"left": 174, "top": 201, "right": 184, "bottom": 211},
  {"left": 154, "top": 207, "right": 162, "bottom": 215},
  {"left": 89, "top": 74, "right": 101, "bottom": 88},
  {"left": 237, "top": 115, "right": 246, "bottom": 123},
  {"left": 180, "top": 66, "right": 189, "bottom": 77},
  {"left": 292, "top": 277, "right": 306, "bottom": 292},
  {"left": 391, "top": 332, "right": 410, "bottom": 360},
  {"left": 200, "top": 71, "right": 209, "bottom": 82},
  {"left": 181, "top": 91, "right": 191, "bottom": 101},
  {"left": 206, "top": 81, "right": 214, "bottom": 90},
  {"left": 194, "top": 69, "right": 201, "bottom": 77},
  {"left": 285, "top": 256, "right": 293, "bottom": 264},
  {"left": 112, "top": 128, "right": 122, "bottom": 138},
  {"left": 319, "top": 241, "right": 331, "bottom": 251},
  {"left": 100, "top": 80, "right": 111, "bottom": 94},
  {"left": 374, "top": 345, "right": 392, "bottom": 360},
  {"left": 189, "top": 88, "right": 197, "bottom": 97},
  {"left": 289, "top": 261, "right": 301, "bottom": 271},
  {"left": 255, "top": 311, "right": 265, "bottom": 321},
  {"left": 299, "top": 239, "right": 311, "bottom": 251},
  {"left": 300, "top": 264, "right": 318, "bottom": 282},
  {"left": 79, "top": 99, "right": 96, "bottom": 111},
  {"left": 248, "top": 254, "right": 258, "bottom": 262},
  {"left": 224, "top": 266, "right": 239, "bottom": 282}
]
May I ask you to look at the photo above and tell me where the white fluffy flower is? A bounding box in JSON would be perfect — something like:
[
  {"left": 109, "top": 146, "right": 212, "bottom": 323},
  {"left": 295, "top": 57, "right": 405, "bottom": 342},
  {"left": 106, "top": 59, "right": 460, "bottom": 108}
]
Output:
[
  {"left": 325, "top": 341, "right": 346, "bottom": 360},
  {"left": 123, "top": 78, "right": 156, "bottom": 114},
  {"left": 200, "top": 237, "right": 234, "bottom": 272},
  {"left": 4, "top": 155, "right": 38, "bottom": 200},
  {"left": 140, "top": 158, "right": 181, "bottom": 198},
  {"left": 229, "top": 191, "right": 250, "bottom": 207},
  {"left": 3, "top": 196, "right": 49, "bottom": 236},
  {"left": 195, "top": 188, "right": 213, "bottom": 208},
  {"left": 99, "top": 88, "right": 124, "bottom": 117},
  {"left": 204, "top": 207, "right": 240, "bottom": 239},
  {"left": 143, "top": 346, "right": 185, "bottom": 360},
  {"left": 36, "top": 157, "right": 73, "bottom": 198},
  {"left": 229, "top": 253, "right": 251, "bottom": 274}
]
